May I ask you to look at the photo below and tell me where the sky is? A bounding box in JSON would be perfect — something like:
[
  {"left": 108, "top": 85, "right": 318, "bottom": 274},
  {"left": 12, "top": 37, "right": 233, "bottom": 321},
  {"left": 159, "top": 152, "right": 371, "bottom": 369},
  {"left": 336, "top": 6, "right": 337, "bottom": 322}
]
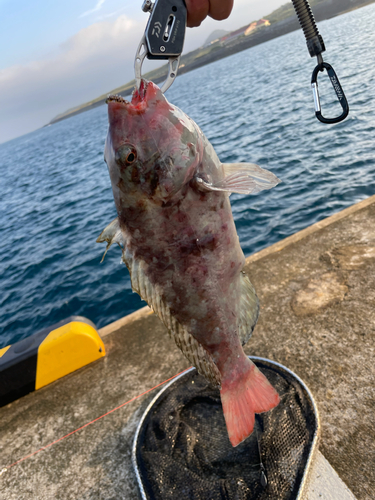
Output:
[{"left": 0, "top": 0, "right": 287, "bottom": 144}]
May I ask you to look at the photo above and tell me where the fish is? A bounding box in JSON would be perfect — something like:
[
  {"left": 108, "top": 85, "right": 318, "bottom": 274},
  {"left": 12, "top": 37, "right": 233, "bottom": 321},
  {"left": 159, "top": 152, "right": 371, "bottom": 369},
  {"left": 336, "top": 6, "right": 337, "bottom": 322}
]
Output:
[{"left": 97, "top": 80, "right": 281, "bottom": 447}]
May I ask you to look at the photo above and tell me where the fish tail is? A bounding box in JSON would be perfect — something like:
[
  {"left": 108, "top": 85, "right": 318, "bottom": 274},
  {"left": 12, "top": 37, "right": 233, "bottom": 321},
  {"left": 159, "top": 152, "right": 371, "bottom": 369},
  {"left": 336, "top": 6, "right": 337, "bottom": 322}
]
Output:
[{"left": 220, "top": 359, "right": 280, "bottom": 447}]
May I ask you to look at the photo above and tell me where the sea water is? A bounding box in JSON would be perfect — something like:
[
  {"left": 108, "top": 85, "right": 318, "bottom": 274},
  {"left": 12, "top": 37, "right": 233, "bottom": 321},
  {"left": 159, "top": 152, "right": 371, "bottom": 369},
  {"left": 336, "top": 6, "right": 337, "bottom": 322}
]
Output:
[{"left": 1, "top": 4, "right": 374, "bottom": 347}]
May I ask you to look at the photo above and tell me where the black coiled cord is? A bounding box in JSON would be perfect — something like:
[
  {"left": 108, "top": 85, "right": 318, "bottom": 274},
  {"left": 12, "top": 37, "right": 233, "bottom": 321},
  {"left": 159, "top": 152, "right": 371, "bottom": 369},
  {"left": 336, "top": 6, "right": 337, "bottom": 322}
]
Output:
[{"left": 291, "top": 0, "right": 325, "bottom": 58}]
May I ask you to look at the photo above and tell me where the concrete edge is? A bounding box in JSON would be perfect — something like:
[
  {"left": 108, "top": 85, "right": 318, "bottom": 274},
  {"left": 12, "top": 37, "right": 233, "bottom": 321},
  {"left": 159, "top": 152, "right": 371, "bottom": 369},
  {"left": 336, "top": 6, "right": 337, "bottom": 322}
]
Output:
[
  {"left": 306, "top": 451, "right": 357, "bottom": 500},
  {"left": 98, "top": 305, "right": 153, "bottom": 338},
  {"left": 98, "top": 195, "right": 375, "bottom": 338},
  {"left": 247, "top": 194, "right": 375, "bottom": 264}
]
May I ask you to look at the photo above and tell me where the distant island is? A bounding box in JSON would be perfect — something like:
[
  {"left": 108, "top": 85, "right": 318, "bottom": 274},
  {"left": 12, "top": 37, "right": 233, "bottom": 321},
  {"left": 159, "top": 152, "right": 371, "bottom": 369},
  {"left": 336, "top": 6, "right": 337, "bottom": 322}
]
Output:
[{"left": 48, "top": 0, "right": 374, "bottom": 125}]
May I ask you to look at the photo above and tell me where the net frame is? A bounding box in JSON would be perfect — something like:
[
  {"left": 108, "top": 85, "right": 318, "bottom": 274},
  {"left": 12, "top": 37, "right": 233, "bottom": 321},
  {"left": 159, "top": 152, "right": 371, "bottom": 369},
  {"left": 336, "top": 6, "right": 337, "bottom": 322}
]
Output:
[{"left": 132, "top": 357, "right": 320, "bottom": 500}]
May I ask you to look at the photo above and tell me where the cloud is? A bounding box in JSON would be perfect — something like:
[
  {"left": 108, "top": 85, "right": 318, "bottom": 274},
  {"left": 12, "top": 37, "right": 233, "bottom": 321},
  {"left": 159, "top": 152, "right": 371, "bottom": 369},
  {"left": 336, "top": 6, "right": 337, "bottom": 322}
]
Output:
[
  {"left": 79, "top": 0, "right": 107, "bottom": 18},
  {"left": 0, "top": 15, "right": 146, "bottom": 144},
  {"left": 94, "top": 7, "right": 127, "bottom": 21},
  {"left": 0, "top": 0, "right": 287, "bottom": 144}
]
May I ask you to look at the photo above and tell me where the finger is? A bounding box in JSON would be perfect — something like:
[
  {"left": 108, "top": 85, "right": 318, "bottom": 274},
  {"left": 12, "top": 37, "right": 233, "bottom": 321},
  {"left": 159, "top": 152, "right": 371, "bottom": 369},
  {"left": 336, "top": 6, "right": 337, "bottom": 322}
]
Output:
[
  {"left": 208, "top": 0, "right": 234, "bottom": 21},
  {"left": 185, "top": 0, "right": 210, "bottom": 27}
]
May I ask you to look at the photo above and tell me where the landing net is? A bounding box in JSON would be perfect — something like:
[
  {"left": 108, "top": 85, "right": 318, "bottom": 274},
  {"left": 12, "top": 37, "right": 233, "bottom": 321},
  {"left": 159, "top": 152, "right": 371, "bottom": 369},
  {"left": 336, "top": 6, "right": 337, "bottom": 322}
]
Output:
[{"left": 132, "top": 357, "right": 319, "bottom": 500}]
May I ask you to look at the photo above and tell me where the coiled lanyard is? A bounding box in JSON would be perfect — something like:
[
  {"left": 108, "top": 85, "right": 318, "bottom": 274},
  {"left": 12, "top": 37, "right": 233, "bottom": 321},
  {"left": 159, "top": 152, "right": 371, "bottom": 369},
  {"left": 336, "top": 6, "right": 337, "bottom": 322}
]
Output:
[{"left": 291, "top": 0, "right": 349, "bottom": 124}]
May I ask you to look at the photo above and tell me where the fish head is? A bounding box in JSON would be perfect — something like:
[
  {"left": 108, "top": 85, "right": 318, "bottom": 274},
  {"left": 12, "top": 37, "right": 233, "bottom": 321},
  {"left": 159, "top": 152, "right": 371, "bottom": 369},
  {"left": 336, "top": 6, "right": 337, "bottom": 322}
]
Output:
[{"left": 105, "top": 80, "right": 201, "bottom": 210}]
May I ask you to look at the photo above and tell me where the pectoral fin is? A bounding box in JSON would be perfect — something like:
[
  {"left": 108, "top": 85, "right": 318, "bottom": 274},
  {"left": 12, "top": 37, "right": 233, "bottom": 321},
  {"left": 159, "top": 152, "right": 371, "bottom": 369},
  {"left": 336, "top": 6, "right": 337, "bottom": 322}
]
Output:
[
  {"left": 96, "top": 217, "right": 124, "bottom": 263},
  {"left": 197, "top": 163, "right": 281, "bottom": 195}
]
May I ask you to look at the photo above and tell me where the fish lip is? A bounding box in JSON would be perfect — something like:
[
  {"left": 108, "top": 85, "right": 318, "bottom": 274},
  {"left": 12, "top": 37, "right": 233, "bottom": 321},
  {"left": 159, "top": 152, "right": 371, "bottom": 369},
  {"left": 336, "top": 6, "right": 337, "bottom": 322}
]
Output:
[
  {"left": 106, "top": 80, "right": 149, "bottom": 108},
  {"left": 106, "top": 94, "right": 129, "bottom": 105}
]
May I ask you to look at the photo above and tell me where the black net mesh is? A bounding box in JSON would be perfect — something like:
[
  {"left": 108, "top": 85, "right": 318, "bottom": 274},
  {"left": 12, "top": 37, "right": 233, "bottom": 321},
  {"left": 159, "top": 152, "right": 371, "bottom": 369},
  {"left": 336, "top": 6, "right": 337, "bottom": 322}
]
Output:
[{"left": 134, "top": 359, "right": 318, "bottom": 500}]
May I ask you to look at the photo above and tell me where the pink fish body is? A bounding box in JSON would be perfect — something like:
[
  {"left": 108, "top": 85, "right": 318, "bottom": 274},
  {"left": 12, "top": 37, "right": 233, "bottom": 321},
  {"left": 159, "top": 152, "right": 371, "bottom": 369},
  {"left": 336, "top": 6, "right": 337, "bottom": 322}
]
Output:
[{"left": 98, "top": 81, "right": 280, "bottom": 446}]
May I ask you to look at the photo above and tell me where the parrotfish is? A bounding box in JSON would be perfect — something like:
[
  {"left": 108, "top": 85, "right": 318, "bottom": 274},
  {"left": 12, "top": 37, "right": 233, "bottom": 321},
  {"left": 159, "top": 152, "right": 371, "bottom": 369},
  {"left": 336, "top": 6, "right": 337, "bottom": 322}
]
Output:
[{"left": 98, "top": 80, "right": 280, "bottom": 447}]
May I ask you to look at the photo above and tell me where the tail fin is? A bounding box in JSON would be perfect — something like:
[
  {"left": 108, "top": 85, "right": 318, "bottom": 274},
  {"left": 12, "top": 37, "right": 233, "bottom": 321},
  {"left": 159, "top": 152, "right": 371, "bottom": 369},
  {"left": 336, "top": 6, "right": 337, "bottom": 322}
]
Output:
[{"left": 220, "top": 360, "right": 280, "bottom": 447}]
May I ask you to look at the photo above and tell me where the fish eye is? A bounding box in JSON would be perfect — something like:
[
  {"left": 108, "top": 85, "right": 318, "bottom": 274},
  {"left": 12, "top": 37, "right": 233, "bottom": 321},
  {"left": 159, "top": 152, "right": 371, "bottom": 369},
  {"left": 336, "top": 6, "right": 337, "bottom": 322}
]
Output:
[
  {"left": 126, "top": 151, "right": 136, "bottom": 164},
  {"left": 115, "top": 144, "right": 138, "bottom": 167}
]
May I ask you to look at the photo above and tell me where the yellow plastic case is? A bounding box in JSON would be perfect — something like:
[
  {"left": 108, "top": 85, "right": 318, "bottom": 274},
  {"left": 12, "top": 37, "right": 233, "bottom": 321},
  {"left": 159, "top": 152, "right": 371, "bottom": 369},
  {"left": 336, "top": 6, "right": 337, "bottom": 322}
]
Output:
[{"left": 0, "top": 316, "right": 105, "bottom": 407}]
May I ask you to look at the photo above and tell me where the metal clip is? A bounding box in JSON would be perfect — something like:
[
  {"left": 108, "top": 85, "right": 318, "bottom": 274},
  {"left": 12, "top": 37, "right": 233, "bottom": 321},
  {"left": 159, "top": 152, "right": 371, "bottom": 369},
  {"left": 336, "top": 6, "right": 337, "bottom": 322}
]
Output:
[
  {"left": 135, "top": 0, "right": 187, "bottom": 94},
  {"left": 135, "top": 34, "right": 180, "bottom": 94},
  {"left": 311, "top": 61, "right": 349, "bottom": 124}
]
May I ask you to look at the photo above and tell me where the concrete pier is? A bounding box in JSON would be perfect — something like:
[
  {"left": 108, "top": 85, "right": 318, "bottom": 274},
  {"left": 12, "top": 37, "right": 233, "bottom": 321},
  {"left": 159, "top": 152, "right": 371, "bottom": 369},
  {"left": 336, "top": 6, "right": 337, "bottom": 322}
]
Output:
[{"left": 1, "top": 195, "right": 374, "bottom": 499}]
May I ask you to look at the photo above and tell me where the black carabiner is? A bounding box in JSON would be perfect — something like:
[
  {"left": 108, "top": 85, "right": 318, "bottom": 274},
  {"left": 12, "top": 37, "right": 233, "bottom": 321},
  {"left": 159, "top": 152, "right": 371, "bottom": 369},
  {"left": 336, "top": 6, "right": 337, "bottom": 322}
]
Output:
[{"left": 311, "top": 62, "right": 349, "bottom": 124}]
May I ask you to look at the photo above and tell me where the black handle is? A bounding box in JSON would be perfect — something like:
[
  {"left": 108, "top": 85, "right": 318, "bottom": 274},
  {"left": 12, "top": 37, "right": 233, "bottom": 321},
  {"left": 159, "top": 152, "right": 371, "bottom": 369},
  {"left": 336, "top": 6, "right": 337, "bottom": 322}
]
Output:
[{"left": 145, "top": 0, "right": 187, "bottom": 59}]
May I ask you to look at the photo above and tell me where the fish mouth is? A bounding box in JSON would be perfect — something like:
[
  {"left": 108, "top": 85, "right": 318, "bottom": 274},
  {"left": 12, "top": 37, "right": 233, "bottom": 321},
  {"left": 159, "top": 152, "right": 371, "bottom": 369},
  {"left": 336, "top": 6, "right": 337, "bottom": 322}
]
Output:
[
  {"left": 106, "top": 94, "right": 129, "bottom": 104},
  {"left": 106, "top": 80, "right": 149, "bottom": 107}
]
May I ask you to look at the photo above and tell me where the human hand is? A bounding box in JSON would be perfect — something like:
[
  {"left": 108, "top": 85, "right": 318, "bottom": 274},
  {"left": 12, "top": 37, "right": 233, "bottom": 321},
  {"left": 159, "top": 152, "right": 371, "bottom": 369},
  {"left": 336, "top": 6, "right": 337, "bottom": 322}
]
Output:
[{"left": 185, "top": 0, "right": 234, "bottom": 27}]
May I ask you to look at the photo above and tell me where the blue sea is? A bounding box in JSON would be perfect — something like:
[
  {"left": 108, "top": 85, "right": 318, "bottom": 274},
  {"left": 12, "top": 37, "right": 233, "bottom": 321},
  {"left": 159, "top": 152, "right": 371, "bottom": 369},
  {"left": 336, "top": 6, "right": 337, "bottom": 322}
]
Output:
[{"left": 1, "top": 4, "right": 375, "bottom": 348}]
